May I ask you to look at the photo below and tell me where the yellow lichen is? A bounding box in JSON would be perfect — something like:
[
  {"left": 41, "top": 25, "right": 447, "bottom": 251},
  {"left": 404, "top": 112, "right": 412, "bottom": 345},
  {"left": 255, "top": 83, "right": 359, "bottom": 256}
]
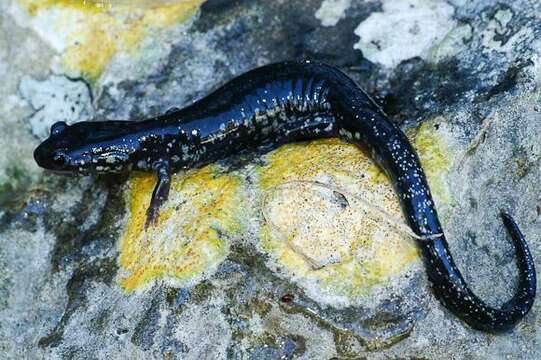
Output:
[
  {"left": 411, "top": 120, "right": 452, "bottom": 207},
  {"left": 18, "top": 0, "right": 205, "bottom": 80},
  {"left": 258, "top": 139, "right": 419, "bottom": 299},
  {"left": 259, "top": 138, "right": 389, "bottom": 190},
  {"left": 118, "top": 165, "right": 244, "bottom": 292},
  {"left": 257, "top": 128, "right": 451, "bottom": 300}
]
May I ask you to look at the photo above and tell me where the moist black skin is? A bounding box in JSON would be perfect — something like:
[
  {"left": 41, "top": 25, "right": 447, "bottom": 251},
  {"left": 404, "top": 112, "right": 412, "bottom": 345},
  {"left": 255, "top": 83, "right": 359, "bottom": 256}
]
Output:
[{"left": 34, "top": 60, "right": 536, "bottom": 332}]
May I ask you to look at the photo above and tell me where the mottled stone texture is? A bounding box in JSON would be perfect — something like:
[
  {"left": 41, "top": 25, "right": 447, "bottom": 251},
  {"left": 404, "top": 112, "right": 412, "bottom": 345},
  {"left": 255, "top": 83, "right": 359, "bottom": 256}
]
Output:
[{"left": 1, "top": 0, "right": 540, "bottom": 359}]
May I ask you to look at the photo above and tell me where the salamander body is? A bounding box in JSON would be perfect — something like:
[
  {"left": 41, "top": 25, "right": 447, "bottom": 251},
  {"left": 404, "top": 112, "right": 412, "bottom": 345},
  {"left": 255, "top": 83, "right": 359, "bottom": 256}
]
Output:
[{"left": 34, "top": 61, "right": 536, "bottom": 332}]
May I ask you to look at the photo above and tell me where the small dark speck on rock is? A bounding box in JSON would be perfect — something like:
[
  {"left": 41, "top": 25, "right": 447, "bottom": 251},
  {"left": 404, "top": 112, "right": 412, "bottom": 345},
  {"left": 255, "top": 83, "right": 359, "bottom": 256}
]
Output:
[
  {"left": 280, "top": 294, "right": 294, "bottom": 303},
  {"left": 333, "top": 191, "right": 349, "bottom": 209},
  {"left": 116, "top": 328, "right": 129, "bottom": 335}
]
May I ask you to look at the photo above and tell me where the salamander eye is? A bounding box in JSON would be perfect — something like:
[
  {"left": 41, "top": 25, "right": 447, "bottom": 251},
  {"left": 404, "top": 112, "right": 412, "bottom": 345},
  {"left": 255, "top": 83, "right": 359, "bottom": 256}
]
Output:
[
  {"left": 51, "top": 151, "right": 69, "bottom": 168},
  {"left": 51, "top": 121, "right": 68, "bottom": 136}
]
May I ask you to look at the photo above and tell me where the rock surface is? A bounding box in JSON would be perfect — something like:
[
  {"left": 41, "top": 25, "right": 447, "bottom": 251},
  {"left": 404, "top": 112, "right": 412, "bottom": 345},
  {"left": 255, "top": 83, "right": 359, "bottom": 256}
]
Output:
[{"left": 0, "top": 0, "right": 540, "bottom": 359}]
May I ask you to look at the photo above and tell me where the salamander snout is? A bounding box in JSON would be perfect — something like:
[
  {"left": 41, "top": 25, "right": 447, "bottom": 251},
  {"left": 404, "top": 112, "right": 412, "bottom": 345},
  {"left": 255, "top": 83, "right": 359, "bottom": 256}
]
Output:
[
  {"left": 33, "top": 123, "right": 81, "bottom": 174},
  {"left": 33, "top": 143, "right": 71, "bottom": 173},
  {"left": 34, "top": 121, "right": 73, "bottom": 172}
]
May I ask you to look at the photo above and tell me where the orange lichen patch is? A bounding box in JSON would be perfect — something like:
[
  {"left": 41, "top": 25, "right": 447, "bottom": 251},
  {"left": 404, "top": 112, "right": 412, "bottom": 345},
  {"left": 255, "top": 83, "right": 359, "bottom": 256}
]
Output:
[
  {"left": 18, "top": 0, "right": 205, "bottom": 80},
  {"left": 118, "top": 165, "right": 244, "bottom": 292},
  {"left": 257, "top": 132, "right": 450, "bottom": 300}
]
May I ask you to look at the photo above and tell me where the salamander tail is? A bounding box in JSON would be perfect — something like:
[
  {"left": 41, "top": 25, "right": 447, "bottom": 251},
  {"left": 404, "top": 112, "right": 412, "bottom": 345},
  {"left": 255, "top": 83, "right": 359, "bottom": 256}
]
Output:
[
  {"left": 423, "top": 212, "right": 536, "bottom": 332},
  {"left": 499, "top": 211, "right": 536, "bottom": 314}
]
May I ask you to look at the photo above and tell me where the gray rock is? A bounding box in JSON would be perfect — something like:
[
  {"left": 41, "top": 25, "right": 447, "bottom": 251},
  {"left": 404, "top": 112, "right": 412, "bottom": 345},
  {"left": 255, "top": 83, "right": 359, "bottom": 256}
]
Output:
[{"left": 0, "top": 0, "right": 540, "bottom": 359}]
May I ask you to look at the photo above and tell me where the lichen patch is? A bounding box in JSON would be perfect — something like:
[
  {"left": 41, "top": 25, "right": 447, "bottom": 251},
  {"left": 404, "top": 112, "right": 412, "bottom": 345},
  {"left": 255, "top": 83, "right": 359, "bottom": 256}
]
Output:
[
  {"left": 118, "top": 165, "right": 245, "bottom": 292},
  {"left": 15, "top": 0, "right": 205, "bottom": 80},
  {"left": 354, "top": 0, "right": 456, "bottom": 68},
  {"left": 257, "top": 139, "right": 420, "bottom": 304},
  {"left": 411, "top": 120, "right": 452, "bottom": 208},
  {"left": 315, "top": 0, "right": 352, "bottom": 27},
  {"left": 256, "top": 126, "right": 452, "bottom": 305}
]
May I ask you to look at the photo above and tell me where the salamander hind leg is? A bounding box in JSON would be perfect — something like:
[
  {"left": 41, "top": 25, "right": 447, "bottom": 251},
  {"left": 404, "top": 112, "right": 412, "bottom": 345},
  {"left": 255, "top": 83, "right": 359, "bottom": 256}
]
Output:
[{"left": 145, "top": 160, "right": 172, "bottom": 229}]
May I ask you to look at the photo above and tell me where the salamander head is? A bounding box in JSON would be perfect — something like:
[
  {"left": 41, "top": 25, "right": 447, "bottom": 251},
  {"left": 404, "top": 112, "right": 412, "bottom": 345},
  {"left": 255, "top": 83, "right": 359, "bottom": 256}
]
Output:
[{"left": 34, "top": 121, "right": 136, "bottom": 176}]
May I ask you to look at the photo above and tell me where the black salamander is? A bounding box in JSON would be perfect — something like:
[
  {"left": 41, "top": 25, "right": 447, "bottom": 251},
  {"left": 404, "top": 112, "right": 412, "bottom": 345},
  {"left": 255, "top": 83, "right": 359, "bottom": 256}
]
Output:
[{"left": 34, "top": 61, "right": 536, "bottom": 332}]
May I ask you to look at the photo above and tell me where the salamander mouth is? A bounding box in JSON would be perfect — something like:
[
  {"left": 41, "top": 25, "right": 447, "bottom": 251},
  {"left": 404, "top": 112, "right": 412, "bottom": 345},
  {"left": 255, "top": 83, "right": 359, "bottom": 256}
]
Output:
[
  {"left": 45, "top": 169, "right": 84, "bottom": 177},
  {"left": 43, "top": 165, "right": 94, "bottom": 177}
]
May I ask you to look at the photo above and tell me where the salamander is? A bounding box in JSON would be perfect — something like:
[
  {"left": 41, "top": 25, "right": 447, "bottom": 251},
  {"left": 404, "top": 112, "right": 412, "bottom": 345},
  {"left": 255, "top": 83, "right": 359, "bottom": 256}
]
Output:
[{"left": 33, "top": 60, "right": 536, "bottom": 332}]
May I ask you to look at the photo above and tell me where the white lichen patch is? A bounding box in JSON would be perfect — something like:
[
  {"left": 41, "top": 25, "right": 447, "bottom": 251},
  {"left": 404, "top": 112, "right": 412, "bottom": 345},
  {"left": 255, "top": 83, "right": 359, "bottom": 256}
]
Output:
[
  {"left": 19, "top": 75, "right": 94, "bottom": 140},
  {"left": 427, "top": 23, "right": 473, "bottom": 64},
  {"left": 480, "top": 8, "right": 536, "bottom": 57},
  {"left": 354, "top": 0, "right": 456, "bottom": 68},
  {"left": 315, "top": 0, "right": 352, "bottom": 27},
  {"left": 481, "top": 8, "right": 513, "bottom": 52}
]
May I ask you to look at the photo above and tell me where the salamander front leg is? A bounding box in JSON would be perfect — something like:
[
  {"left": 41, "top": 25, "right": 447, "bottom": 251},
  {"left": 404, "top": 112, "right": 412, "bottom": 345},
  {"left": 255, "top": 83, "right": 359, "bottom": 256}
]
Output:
[{"left": 145, "top": 160, "right": 171, "bottom": 229}]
